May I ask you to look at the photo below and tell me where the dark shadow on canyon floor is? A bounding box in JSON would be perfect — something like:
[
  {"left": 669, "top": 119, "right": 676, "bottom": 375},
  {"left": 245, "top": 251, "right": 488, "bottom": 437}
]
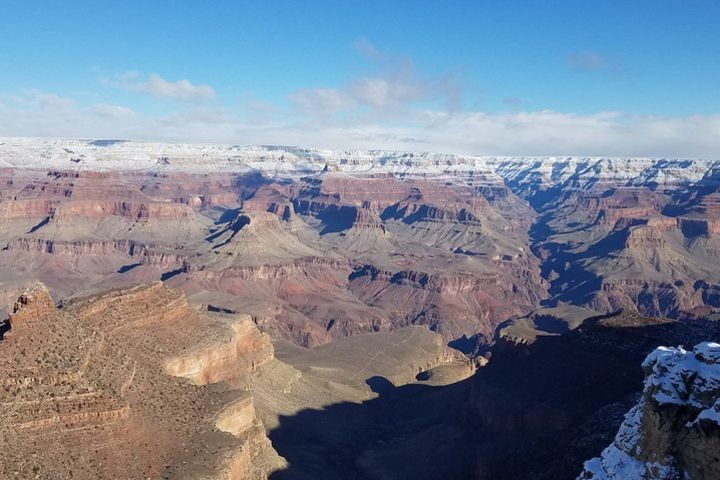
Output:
[
  {"left": 268, "top": 375, "right": 473, "bottom": 480},
  {"left": 267, "top": 313, "right": 720, "bottom": 480}
]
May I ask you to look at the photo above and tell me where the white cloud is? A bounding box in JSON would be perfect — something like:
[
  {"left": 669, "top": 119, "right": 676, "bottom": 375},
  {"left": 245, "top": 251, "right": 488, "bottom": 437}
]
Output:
[
  {"left": 289, "top": 88, "right": 354, "bottom": 115},
  {"left": 91, "top": 103, "right": 135, "bottom": 119},
  {"left": 140, "top": 74, "right": 216, "bottom": 101},
  {"left": 103, "top": 72, "right": 216, "bottom": 101},
  {"left": 1, "top": 45, "right": 716, "bottom": 158},
  {"left": 2, "top": 90, "right": 720, "bottom": 158},
  {"left": 36, "top": 93, "right": 75, "bottom": 111},
  {"left": 350, "top": 77, "right": 424, "bottom": 110},
  {"left": 289, "top": 38, "right": 461, "bottom": 115},
  {"left": 289, "top": 75, "right": 430, "bottom": 115},
  {"left": 12, "top": 90, "right": 76, "bottom": 111}
]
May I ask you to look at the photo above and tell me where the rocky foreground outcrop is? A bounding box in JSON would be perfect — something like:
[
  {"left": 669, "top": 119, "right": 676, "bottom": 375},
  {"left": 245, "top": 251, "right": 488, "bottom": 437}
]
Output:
[
  {"left": 579, "top": 342, "right": 720, "bottom": 480},
  {"left": 0, "top": 282, "right": 282, "bottom": 479}
]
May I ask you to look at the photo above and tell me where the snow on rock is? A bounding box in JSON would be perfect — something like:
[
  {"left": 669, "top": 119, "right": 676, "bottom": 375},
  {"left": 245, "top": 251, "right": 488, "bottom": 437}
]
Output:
[
  {"left": 1, "top": 138, "right": 719, "bottom": 189},
  {"left": 642, "top": 343, "right": 720, "bottom": 412},
  {"left": 578, "top": 342, "right": 720, "bottom": 479}
]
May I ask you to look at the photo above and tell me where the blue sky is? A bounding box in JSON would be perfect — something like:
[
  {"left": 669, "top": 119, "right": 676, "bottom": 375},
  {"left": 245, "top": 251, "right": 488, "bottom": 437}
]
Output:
[{"left": 1, "top": 1, "right": 719, "bottom": 156}]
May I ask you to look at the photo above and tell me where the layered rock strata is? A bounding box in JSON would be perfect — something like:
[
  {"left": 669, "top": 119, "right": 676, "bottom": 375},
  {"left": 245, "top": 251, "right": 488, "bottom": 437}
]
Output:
[{"left": 0, "top": 282, "right": 280, "bottom": 479}]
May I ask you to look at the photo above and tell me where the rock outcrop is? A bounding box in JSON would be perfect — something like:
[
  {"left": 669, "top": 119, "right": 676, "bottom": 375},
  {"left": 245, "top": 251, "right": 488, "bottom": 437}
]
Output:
[
  {"left": 0, "top": 283, "right": 282, "bottom": 479},
  {"left": 2, "top": 282, "right": 55, "bottom": 339},
  {"left": 459, "top": 310, "right": 720, "bottom": 480},
  {"left": 579, "top": 342, "right": 720, "bottom": 480},
  {"left": 165, "top": 314, "right": 275, "bottom": 387}
]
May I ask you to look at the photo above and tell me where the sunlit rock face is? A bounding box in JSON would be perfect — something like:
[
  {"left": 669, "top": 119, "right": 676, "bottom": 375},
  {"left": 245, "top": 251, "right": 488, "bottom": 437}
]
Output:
[
  {"left": 0, "top": 282, "right": 282, "bottom": 479},
  {"left": 164, "top": 314, "right": 275, "bottom": 387},
  {"left": 579, "top": 342, "right": 720, "bottom": 480}
]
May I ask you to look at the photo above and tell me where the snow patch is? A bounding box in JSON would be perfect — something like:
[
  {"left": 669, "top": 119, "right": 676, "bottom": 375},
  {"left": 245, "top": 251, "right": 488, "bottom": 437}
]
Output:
[{"left": 578, "top": 342, "right": 720, "bottom": 479}]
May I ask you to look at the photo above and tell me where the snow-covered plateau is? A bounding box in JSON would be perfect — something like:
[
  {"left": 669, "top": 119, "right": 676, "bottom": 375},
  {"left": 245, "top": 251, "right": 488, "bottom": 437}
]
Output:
[{"left": 1, "top": 137, "right": 719, "bottom": 188}]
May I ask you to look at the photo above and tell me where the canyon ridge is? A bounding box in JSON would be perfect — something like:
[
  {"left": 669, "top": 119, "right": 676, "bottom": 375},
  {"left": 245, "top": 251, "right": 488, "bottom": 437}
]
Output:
[{"left": 1, "top": 138, "right": 720, "bottom": 479}]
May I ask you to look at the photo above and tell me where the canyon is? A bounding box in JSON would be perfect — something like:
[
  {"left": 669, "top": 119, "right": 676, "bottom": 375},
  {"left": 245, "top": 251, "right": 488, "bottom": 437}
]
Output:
[
  {"left": 1, "top": 139, "right": 719, "bottom": 350},
  {"left": 1, "top": 138, "right": 720, "bottom": 478}
]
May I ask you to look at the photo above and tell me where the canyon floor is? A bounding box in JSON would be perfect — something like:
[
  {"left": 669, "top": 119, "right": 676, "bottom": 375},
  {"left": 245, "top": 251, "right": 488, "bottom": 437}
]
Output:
[{"left": 2, "top": 139, "right": 720, "bottom": 479}]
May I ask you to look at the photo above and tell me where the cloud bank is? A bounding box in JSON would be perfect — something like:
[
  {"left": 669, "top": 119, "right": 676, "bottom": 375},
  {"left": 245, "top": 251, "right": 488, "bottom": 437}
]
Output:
[
  {"left": 102, "top": 72, "right": 216, "bottom": 101},
  {"left": 2, "top": 89, "right": 720, "bottom": 158},
  {"left": 1, "top": 41, "right": 718, "bottom": 158}
]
